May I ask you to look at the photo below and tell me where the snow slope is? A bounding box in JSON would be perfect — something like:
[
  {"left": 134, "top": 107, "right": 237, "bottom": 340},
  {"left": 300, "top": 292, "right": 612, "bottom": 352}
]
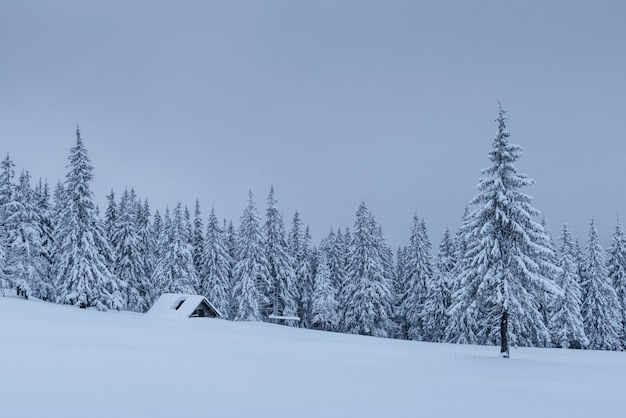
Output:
[{"left": 1, "top": 295, "right": 625, "bottom": 418}]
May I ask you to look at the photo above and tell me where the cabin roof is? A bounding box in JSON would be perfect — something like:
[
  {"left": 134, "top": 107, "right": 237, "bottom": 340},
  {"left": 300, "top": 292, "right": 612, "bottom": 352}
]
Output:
[{"left": 147, "top": 293, "right": 223, "bottom": 318}]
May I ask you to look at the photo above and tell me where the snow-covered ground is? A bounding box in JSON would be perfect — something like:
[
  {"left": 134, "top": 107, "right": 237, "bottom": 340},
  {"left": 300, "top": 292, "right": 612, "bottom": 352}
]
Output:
[{"left": 1, "top": 295, "right": 625, "bottom": 418}]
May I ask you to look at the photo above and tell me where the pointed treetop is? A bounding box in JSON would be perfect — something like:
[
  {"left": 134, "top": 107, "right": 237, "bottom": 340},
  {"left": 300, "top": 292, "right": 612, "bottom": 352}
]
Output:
[
  {"left": 267, "top": 185, "right": 277, "bottom": 207},
  {"left": 496, "top": 100, "right": 507, "bottom": 118}
]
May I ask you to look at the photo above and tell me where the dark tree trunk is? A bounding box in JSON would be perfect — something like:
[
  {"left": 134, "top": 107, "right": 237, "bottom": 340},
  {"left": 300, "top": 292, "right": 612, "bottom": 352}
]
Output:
[{"left": 500, "top": 310, "right": 509, "bottom": 358}]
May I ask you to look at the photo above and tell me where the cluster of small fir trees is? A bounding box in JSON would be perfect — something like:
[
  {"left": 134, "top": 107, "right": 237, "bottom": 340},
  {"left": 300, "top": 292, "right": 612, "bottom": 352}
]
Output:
[{"left": 1, "top": 110, "right": 626, "bottom": 355}]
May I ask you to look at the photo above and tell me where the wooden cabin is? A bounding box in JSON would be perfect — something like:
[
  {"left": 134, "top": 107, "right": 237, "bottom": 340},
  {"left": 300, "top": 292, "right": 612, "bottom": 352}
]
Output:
[{"left": 147, "top": 293, "right": 223, "bottom": 319}]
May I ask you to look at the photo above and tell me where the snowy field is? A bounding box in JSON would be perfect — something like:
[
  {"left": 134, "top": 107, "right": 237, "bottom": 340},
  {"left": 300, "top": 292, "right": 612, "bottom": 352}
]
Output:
[{"left": 1, "top": 295, "right": 625, "bottom": 418}]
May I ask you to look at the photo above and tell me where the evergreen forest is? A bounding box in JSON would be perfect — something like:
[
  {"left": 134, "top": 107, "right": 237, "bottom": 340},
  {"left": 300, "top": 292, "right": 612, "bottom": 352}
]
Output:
[{"left": 2, "top": 106, "right": 625, "bottom": 355}]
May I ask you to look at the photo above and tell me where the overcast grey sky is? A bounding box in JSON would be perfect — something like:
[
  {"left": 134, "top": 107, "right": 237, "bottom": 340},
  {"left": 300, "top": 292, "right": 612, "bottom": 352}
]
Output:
[{"left": 1, "top": 1, "right": 625, "bottom": 249}]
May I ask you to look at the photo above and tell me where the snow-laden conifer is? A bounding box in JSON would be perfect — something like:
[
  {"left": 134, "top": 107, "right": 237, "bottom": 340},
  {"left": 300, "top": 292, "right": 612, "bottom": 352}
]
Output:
[
  {"left": 136, "top": 199, "right": 155, "bottom": 310},
  {"left": 340, "top": 202, "right": 394, "bottom": 337},
  {"left": 311, "top": 249, "right": 339, "bottom": 331},
  {"left": 0, "top": 154, "right": 15, "bottom": 292},
  {"left": 151, "top": 203, "right": 197, "bottom": 295},
  {"left": 393, "top": 246, "right": 408, "bottom": 339},
  {"left": 422, "top": 227, "right": 454, "bottom": 342},
  {"left": 112, "top": 188, "right": 145, "bottom": 312},
  {"left": 289, "top": 212, "right": 314, "bottom": 327},
  {"left": 608, "top": 219, "right": 626, "bottom": 345},
  {"left": 581, "top": 219, "right": 622, "bottom": 350},
  {"left": 192, "top": 199, "right": 205, "bottom": 276},
  {"left": 446, "top": 105, "right": 560, "bottom": 356},
  {"left": 104, "top": 190, "right": 117, "bottom": 246},
  {"left": 54, "top": 127, "right": 122, "bottom": 310},
  {"left": 199, "top": 208, "right": 232, "bottom": 318},
  {"left": 225, "top": 220, "right": 237, "bottom": 262},
  {"left": 326, "top": 229, "right": 347, "bottom": 298},
  {"left": 399, "top": 215, "right": 433, "bottom": 341},
  {"left": 549, "top": 224, "right": 588, "bottom": 349},
  {"left": 264, "top": 187, "right": 298, "bottom": 321},
  {"left": 4, "top": 171, "right": 50, "bottom": 298},
  {"left": 33, "top": 179, "right": 55, "bottom": 300},
  {"left": 537, "top": 217, "right": 560, "bottom": 338},
  {"left": 232, "top": 192, "right": 269, "bottom": 321}
]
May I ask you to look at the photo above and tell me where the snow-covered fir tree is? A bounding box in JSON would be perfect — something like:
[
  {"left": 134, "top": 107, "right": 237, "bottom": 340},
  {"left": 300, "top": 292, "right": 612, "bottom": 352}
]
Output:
[
  {"left": 608, "top": 219, "right": 626, "bottom": 346},
  {"left": 135, "top": 198, "right": 155, "bottom": 310},
  {"left": 392, "top": 246, "right": 408, "bottom": 339},
  {"left": 537, "top": 217, "right": 559, "bottom": 334},
  {"left": 3, "top": 171, "right": 50, "bottom": 298},
  {"left": 192, "top": 199, "right": 205, "bottom": 277},
  {"left": 324, "top": 228, "right": 347, "bottom": 319},
  {"left": 33, "top": 179, "right": 55, "bottom": 300},
  {"left": 422, "top": 227, "right": 454, "bottom": 342},
  {"left": 54, "top": 127, "right": 122, "bottom": 311},
  {"left": 446, "top": 105, "right": 560, "bottom": 356},
  {"left": 151, "top": 203, "right": 197, "bottom": 295},
  {"left": 0, "top": 154, "right": 15, "bottom": 292},
  {"left": 224, "top": 219, "right": 238, "bottom": 315},
  {"left": 289, "top": 212, "right": 314, "bottom": 327},
  {"left": 445, "top": 210, "right": 480, "bottom": 345},
  {"left": 298, "top": 226, "right": 315, "bottom": 327},
  {"left": 311, "top": 249, "right": 339, "bottom": 331},
  {"left": 112, "top": 188, "right": 146, "bottom": 312},
  {"left": 399, "top": 215, "right": 433, "bottom": 341},
  {"left": 549, "top": 224, "right": 588, "bottom": 349},
  {"left": 263, "top": 187, "right": 298, "bottom": 321},
  {"left": 198, "top": 208, "right": 232, "bottom": 318},
  {"left": 232, "top": 192, "right": 269, "bottom": 321},
  {"left": 581, "top": 219, "right": 622, "bottom": 350},
  {"left": 377, "top": 224, "right": 398, "bottom": 336},
  {"left": 288, "top": 211, "right": 303, "bottom": 260},
  {"left": 104, "top": 190, "right": 117, "bottom": 246},
  {"left": 340, "top": 202, "right": 394, "bottom": 337}
]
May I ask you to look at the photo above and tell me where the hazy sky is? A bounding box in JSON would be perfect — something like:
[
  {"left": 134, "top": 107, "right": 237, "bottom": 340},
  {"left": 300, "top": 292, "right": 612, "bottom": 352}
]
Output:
[{"left": 1, "top": 1, "right": 625, "bottom": 250}]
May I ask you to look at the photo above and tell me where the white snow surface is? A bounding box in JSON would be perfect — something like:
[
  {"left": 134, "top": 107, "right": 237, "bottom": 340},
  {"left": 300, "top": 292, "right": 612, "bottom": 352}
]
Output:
[{"left": 1, "top": 295, "right": 625, "bottom": 418}]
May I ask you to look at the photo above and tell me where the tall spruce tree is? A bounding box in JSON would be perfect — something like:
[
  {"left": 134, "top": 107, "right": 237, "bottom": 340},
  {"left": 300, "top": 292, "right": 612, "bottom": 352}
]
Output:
[
  {"left": 340, "top": 202, "right": 394, "bottom": 337},
  {"left": 232, "top": 192, "right": 269, "bottom": 321},
  {"left": 445, "top": 206, "right": 481, "bottom": 345},
  {"left": 112, "top": 188, "right": 145, "bottom": 312},
  {"left": 297, "top": 226, "right": 314, "bottom": 327},
  {"left": 393, "top": 246, "right": 409, "bottom": 339},
  {"left": 192, "top": 199, "right": 205, "bottom": 276},
  {"left": 549, "top": 224, "right": 588, "bottom": 348},
  {"left": 224, "top": 219, "right": 238, "bottom": 315},
  {"left": 325, "top": 229, "right": 347, "bottom": 321},
  {"left": 608, "top": 219, "right": 626, "bottom": 346},
  {"left": 446, "top": 105, "right": 560, "bottom": 357},
  {"left": 33, "top": 179, "right": 55, "bottom": 300},
  {"left": 581, "top": 219, "right": 622, "bottom": 350},
  {"left": 4, "top": 171, "right": 49, "bottom": 298},
  {"left": 264, "top": 187, "right": 298, "bottom": 321},
  {"left": 136, "top": 199, "right": 155, "bottom": 310},
  {"left": 54, "top": 127, "right": 122, "bottom": 310},
  {"left": 289, "top": 212, "right": 314, "bottom": 327},
  {"left": 400, "top": 215, "right": 434, "bottom": 341},
  {"left": 538, "top": 217, "right": 559, "bottom": 337},
  {"left": 0, "top": 154, "right": 15, "bottom": 292},
  {"left": 422, "top": 227, "right": 454, "bottom": 342},
  {"left": 311, "top": 249, "right": 339, "bottom": 331},
  {"left": 199, "top": 208, "right": 232, "bottom": 318},
  {"left": 104, "top": 190, "right": 117, "bottom": 246},
  {"left": 151, "top": 203, "right": 197, "bottom": 295}
]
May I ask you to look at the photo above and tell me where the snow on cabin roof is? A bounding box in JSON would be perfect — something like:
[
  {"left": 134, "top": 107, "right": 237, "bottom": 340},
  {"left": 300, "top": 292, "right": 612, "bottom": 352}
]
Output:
[{"left": 147, "top": 293, "right": 222, "bottom": 319}]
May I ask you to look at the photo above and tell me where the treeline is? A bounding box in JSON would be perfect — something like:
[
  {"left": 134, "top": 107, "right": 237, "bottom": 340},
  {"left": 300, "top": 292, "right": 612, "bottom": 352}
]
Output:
[{"left": 1, "top": 109, "right": 625, "bottom": 354}]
